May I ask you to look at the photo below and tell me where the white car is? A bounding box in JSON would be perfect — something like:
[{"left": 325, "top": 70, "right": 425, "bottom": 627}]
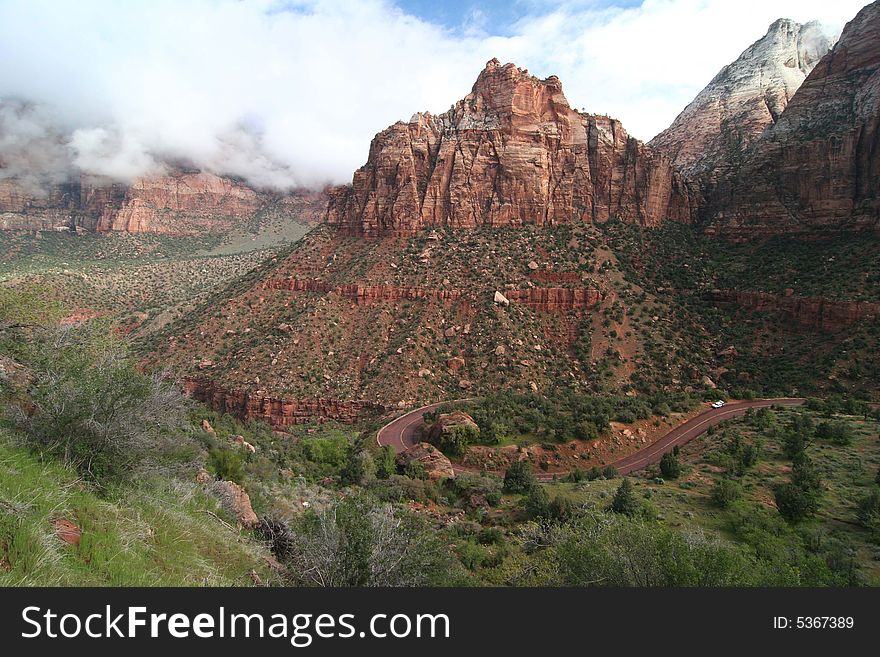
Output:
[{"left": 711, "top": 400, "right": 725, "bottom": 409}]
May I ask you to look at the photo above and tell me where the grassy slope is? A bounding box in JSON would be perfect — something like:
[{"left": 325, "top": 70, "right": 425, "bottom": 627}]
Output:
[
  {"left": 537, "top": 407, "right": 880, "bottom": 584},
  {"left": 0, "top": 430, "right": 275, "bottom": 586}
]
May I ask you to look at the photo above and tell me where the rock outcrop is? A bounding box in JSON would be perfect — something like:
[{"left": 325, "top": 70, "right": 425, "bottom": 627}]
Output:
[
  {"left": 504, "top": 287, "right": 601, "bottom": 311},
  {"left": 650, "top": 19, "right": 834, "bottom": 176},
  {"left": 704, "top": 2, "right": 880, "bottom": 237},
  {"left": 426, "top": 411, "right": 480, "bottom": 445},
  {"left": 183, "top": 377, "right": 385, "bottom": 425},
  {"left": 0, "top": 171, "right": 328, "bottom": 234},
  {"left": 328, "top": 59, "right": 694, "bottom": 236},
  {"left": 264, "top": 277, "right": 601, "bottom": 312},
  {"left": 706, "top": 289, "right": 880, "bottom": 331},
  {"left": 209, "top": 480, "right": 259, "bottom": 528},
  {"left": 396, "top": 442, "right": 456, "bottom": 480}
]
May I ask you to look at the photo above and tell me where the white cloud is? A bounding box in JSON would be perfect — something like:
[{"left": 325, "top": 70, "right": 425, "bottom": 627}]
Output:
[{"left": 0, "top": 0, "right": 869, "bottom": 189}]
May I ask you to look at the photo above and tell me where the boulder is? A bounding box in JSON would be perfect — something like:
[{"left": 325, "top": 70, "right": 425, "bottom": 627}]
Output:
[
  {"left": 210, "top": 480, "right": 259, "bottom": 528},
  {"left": 396, "top": 442, "right": 455, "bottom": 480}
]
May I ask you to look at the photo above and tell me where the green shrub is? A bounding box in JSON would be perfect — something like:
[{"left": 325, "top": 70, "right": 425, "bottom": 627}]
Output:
[
  {"left": 503, "top": 460, "right": 537, "bottom": 494},
  {"left": 208, "top": 448, "right": 244, "bottom": 483},
  {"left": 659, "top": 452, "right": 681, "bottom": 479},
  {"left": 710, "top": 479, "right": 742, "bottom": 509}
]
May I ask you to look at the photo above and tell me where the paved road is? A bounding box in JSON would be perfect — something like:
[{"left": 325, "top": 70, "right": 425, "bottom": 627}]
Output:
[{"left": 377, "top": 397, "right": 806, "bottom": 478}]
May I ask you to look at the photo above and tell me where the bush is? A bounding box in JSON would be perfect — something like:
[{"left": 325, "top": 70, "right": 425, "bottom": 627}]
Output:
[
  {"left": 208, "top": 448, "right": 244, "bottom": 483},
  {"left": 602, "top": 465, "right": 619, "bottom": 479},
  {"left": 12, "top": 323, "right": 187, "bottom": 483},
  {"left": 659, "top": 452, "right": 681, "bottom": 479},
  {"left": 710, "top": 479, "right": 742, "bottom": 509},
  {"left": 503, "top": 460, "right": 537, "bottom": 494},
  {"left": 816, "top": 421, "right": 854, "bottom": 446}
]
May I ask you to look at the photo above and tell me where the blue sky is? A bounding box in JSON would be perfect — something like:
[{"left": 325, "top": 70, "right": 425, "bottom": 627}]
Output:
[
  {"left": 395, "top": 0, "right": 643, "bottom": 34},
  {"left": 0, "top": 0, "right": 870, "bottom": 189}
]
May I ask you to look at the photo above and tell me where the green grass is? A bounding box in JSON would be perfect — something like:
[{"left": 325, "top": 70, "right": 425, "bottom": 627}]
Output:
[{"left": 0, "top": 431, "right": 275, "bottom": 586}]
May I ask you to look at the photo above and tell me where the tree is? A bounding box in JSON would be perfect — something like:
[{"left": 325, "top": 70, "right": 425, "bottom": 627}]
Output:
[
  {"left": 710, "top": 479, "right": 742, "bottom": 509},
  {"left": 503, "top": 460, "right": 537, "bottom": 494},
  {"left": 525, "top": 485, "right": 551, "bottom": 519},
  {"left": 659, "top": 451, "right": 681, "bottom": 479},
  {"left": 855, "top": 488, "right": 880, "bottom": 530},
  {"left": 339, "top": 447, "right": 375, "bottom": 486},
  {"left": 816, "top": 421, "right": 854, "bottom": 446},
  {"left": 609, "top": 478, "right": 639, "bottom": 517},
  {"left": 774, "top": 483, "right": 819, "bottom": 523},
  {"left": 375, "top": 445, "right": 397, "bottom": 479},
  {"left": 791, "top": 453, "right": 822, "bottom": 494}
]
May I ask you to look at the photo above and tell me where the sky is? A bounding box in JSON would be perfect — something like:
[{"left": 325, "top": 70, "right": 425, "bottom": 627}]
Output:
[{"left": 0, "top": 0, "right": 870, "bottom": 191}]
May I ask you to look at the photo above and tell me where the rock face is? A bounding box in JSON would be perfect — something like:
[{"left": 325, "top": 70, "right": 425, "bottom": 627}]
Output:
[
  {"left": 328, "top": 59, "right": 694, "bottom": 236},
  {"left": 704, "top": 2, "right": 880, "bottom": 237},
  {"left": 650, "top": 19, "right": 834, "bottom": 176},
  {"left": 95, "top": 172, "right": 264, "bottom": 234},
  {"left": 706, "top": 289, "right": 880, "bottom": 331},
  {"left": 0, "top": 175, "right": 126, "bottom": 231},
  {"left": 183, "top": 377, "right": 385, "bottom": 426},
  {"left": 396, "top": 442, "right": 455, "bottom": 480},
  {"left": 0, "top": 171, "right": 328, "bottom": 234}
]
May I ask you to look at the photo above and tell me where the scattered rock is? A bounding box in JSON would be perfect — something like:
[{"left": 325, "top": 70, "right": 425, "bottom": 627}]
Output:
[
  {"left": 234, "top": 435, "right": 257, "bottom": 453},
  {"left": 446, "top": 357, "right": 466, "bottom": 372},
  {"left": 527, "top": 260, "right": 539, "bottom": 270},
  {"left": 493, "top": 291, "right": 510, "bottom": 307},
  {"left": 200, "top": 419, "right": 215, "bottom": 434}
]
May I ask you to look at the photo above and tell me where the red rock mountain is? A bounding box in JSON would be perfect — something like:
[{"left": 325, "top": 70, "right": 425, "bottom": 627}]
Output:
[
  {"left": 0, "top": 171, "right": 327, "bottom": 235},
  {"left": 649, "top": 19, "right": 834, "bottom": 176},
  {"left": 703, "top": 1, "right": 880, "bottom": 238},
  {"left": 328, "top": 59, "right": 695, "bottom": 236}
]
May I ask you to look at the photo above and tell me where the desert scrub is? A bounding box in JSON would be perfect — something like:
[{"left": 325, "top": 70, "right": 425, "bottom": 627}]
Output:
[{"left": 0, "top": 432, "right": 273, "bottom": 586}]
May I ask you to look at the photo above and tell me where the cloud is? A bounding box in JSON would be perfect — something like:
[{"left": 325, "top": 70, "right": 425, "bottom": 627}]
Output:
[{"left": 0, "top": 0, "right": 869, "bottom": 190}]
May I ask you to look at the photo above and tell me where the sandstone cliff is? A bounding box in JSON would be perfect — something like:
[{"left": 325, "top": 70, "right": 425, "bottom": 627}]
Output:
[
  {"left": 649, "top": 19, "right": 834, "bottom": 176},
  {"left": 704, "top": 1, "right": 880, "bottom": 238},
  {"left": 706, "top": 289, "right": 880, "bottom": 331},
  {"left": 0, "top": 171, "right": 328, "bottom": 234},
  {"left": 183, "top": 377, "right": 385, "bottom": 427},
  {"left": 328, "top": 59, "right": 694, "bottom": 236}
]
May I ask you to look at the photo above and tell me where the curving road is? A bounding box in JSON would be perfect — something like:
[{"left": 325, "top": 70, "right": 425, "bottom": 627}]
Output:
[{"left": 377, "top": 397, "right": 805, "bottom": 478}]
